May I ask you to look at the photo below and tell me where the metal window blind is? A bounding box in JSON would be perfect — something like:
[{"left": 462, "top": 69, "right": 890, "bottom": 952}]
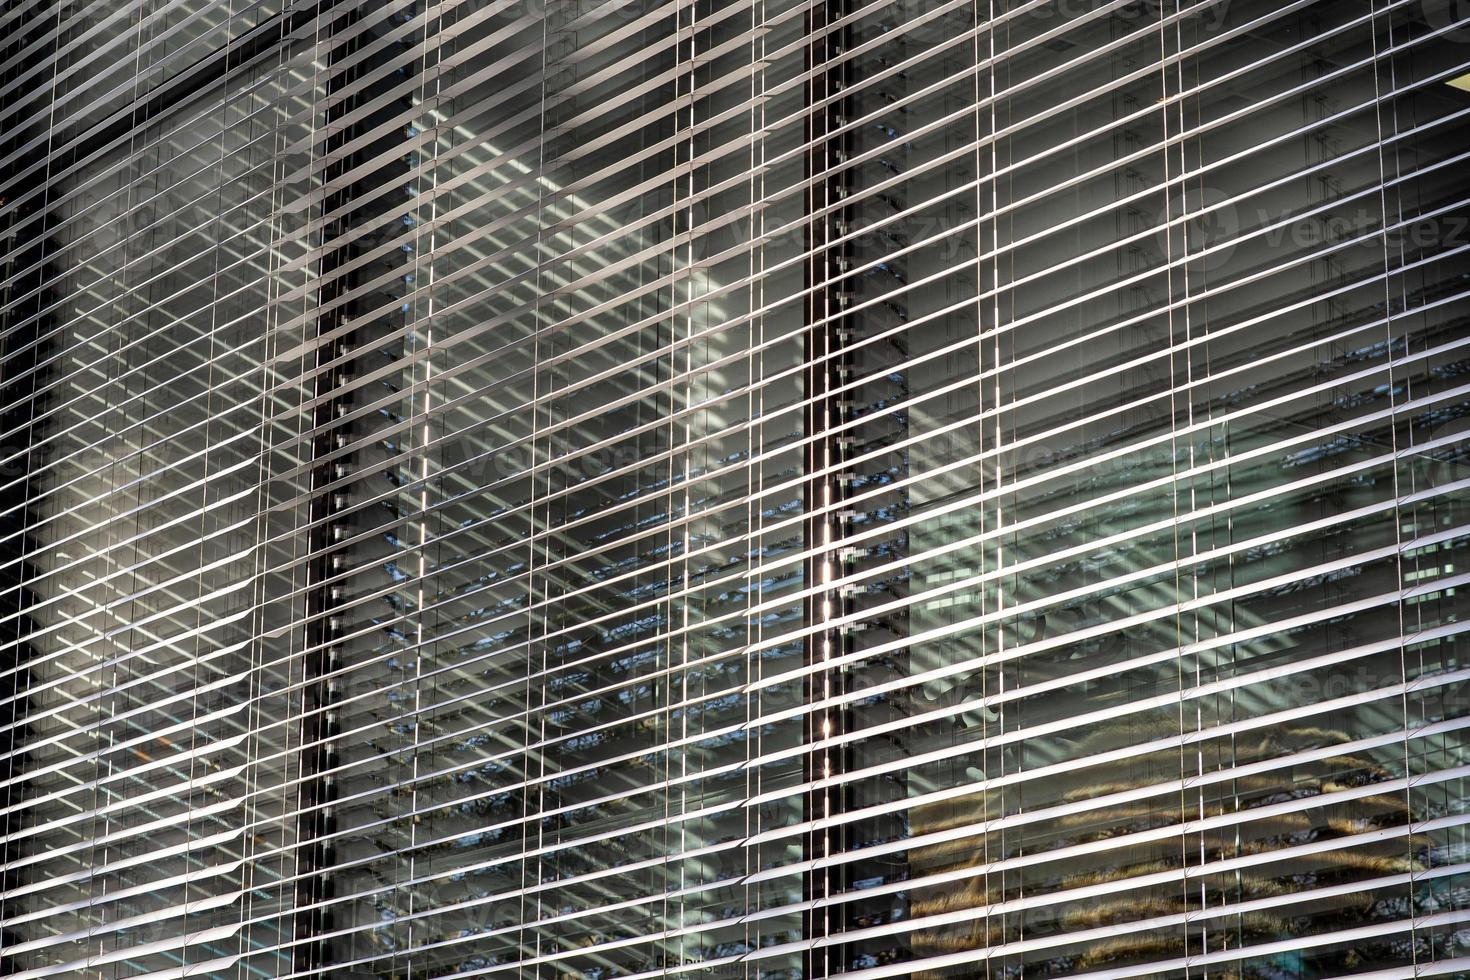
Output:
[{"left": 1, "top": 1, "right": 1469, "bottom": 978}]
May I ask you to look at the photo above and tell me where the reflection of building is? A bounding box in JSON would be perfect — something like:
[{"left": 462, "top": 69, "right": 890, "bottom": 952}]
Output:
[
  {"left": 909, "top": 717, "right": 1428, "bottom": 977},
  {"left": 1, "top": 1, "right": 1469, "bottom": 979}
]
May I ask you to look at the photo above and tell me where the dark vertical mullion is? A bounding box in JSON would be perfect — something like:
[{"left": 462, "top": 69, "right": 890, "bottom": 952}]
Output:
[
  {"left": 291, "top": 5, "right": 369, "bottom": 970},
  {"left": 0, "top": 3, "right": 57, "bottom": 968},
  {"left": 803, "top": 0, "right": 854, "bottom": 974},
  {"left": 291, "top": 1, "right": 423, "bottom": 969}
]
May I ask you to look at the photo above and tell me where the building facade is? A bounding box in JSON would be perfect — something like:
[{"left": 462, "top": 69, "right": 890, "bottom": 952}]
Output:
[{"left": 1, "top": 0, "right": 1469, "bottom": 978}]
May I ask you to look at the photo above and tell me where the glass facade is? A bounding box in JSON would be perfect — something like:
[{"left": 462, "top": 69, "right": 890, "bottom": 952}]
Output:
[{"left": 1, "top": 1, "right": 1469, "bottom": 978}]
